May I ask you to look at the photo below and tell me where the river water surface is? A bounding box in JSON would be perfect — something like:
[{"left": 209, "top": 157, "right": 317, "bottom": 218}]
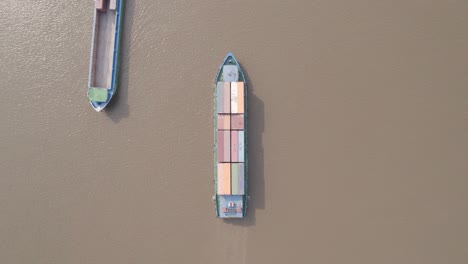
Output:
[{"left": 1, "top": 0, "right": 468, "bottom": 263}]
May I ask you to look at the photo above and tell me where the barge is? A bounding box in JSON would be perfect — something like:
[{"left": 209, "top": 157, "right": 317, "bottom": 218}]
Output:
[
  {"left": 213, "top": 53, "right": 248, "bottom": 218},
  {"left": 87, "top": 0, "right": 124, "bottom": 111}
]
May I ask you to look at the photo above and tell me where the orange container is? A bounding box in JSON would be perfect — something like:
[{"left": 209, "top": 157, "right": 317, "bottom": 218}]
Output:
[
  {"left": 217, "top": 114, "right": 230, "bottom": 130},
  {"left": 217, "top": 163, "right": 231, "bottom": 195}
]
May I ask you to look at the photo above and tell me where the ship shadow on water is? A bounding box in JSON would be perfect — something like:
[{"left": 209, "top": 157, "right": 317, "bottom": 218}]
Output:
[
  {"left": 224, "top": 63, "right": 265, "bottom": 227},
  {"left": 105, "top": 0, "right": 134, "bottom": 123}
]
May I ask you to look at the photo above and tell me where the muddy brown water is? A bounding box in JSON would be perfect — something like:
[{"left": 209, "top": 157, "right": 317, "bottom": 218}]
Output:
[{"left": 1, "top": 0, "right": 468, "bottom": 263}]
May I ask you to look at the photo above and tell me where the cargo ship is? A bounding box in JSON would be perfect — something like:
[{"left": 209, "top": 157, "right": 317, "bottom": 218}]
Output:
[
  {"left": 213, "top": 53, "right": 248, "bottom": 218},
  {"left": 87, "top": 0, "right": 124, "bottom": 112}
]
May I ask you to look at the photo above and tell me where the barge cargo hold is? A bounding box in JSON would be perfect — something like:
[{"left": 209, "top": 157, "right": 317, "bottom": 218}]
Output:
[{"left": 213, "top": 53, "right": 248, "bottom": 218}]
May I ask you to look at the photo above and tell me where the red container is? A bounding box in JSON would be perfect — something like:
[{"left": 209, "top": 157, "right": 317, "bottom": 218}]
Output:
[
  {"left": 231, "top": 114, "right": 244, "bottom": 130},
  {"left": 217, "top": 131, "right": 230, "bottom": 162},
  {"left": 231, "top": 131, "right": 238, "bottom": 162}
]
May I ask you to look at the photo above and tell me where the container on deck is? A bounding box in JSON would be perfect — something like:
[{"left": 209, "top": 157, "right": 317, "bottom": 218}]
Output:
[
  {"left": 216, "top": 82, "right": 224, "bottom": 114},
  {"left": 217, "top": 131, "right": 230, "bottom": 162},
  {"left": 223, "top": 82, "right": 230, "bottom": 113},
  {"left": 237, "top": 131, "right": 244, "bottom": 162},
  {"left": 217, "top": 114, "right": 230, "bottom": 130},
  {"left": 231, "top": 131, "right": 238, "bottom": 162},
  {"left": 230, "top": 82, "right": 244, "bottom": 114},
  {"left": 231, "top": 163, "right": 245, "bottom": 195},
  {"left": 237, "top": 82, "right": 244, "bottom": 113},
  {"left": 216, "top": 82, "right": 231, "bottom": 114},
  {"left": 217, "top": 163, "right": 231, "bottom": 195},
  {"left": 109, "top": 0, "right": 117, "bottom": 10},
  {"left": 224, "top": 130, "right": 230, "bottom": 161},
  {"left": 96, "top": 0, "right": 107, "bottom": 12},
  {"left": 231, "top": 114, "right": 244, "bottom": 130},
  {"left": 231, "top": 82, "right": 238, "bottom": 113}
]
